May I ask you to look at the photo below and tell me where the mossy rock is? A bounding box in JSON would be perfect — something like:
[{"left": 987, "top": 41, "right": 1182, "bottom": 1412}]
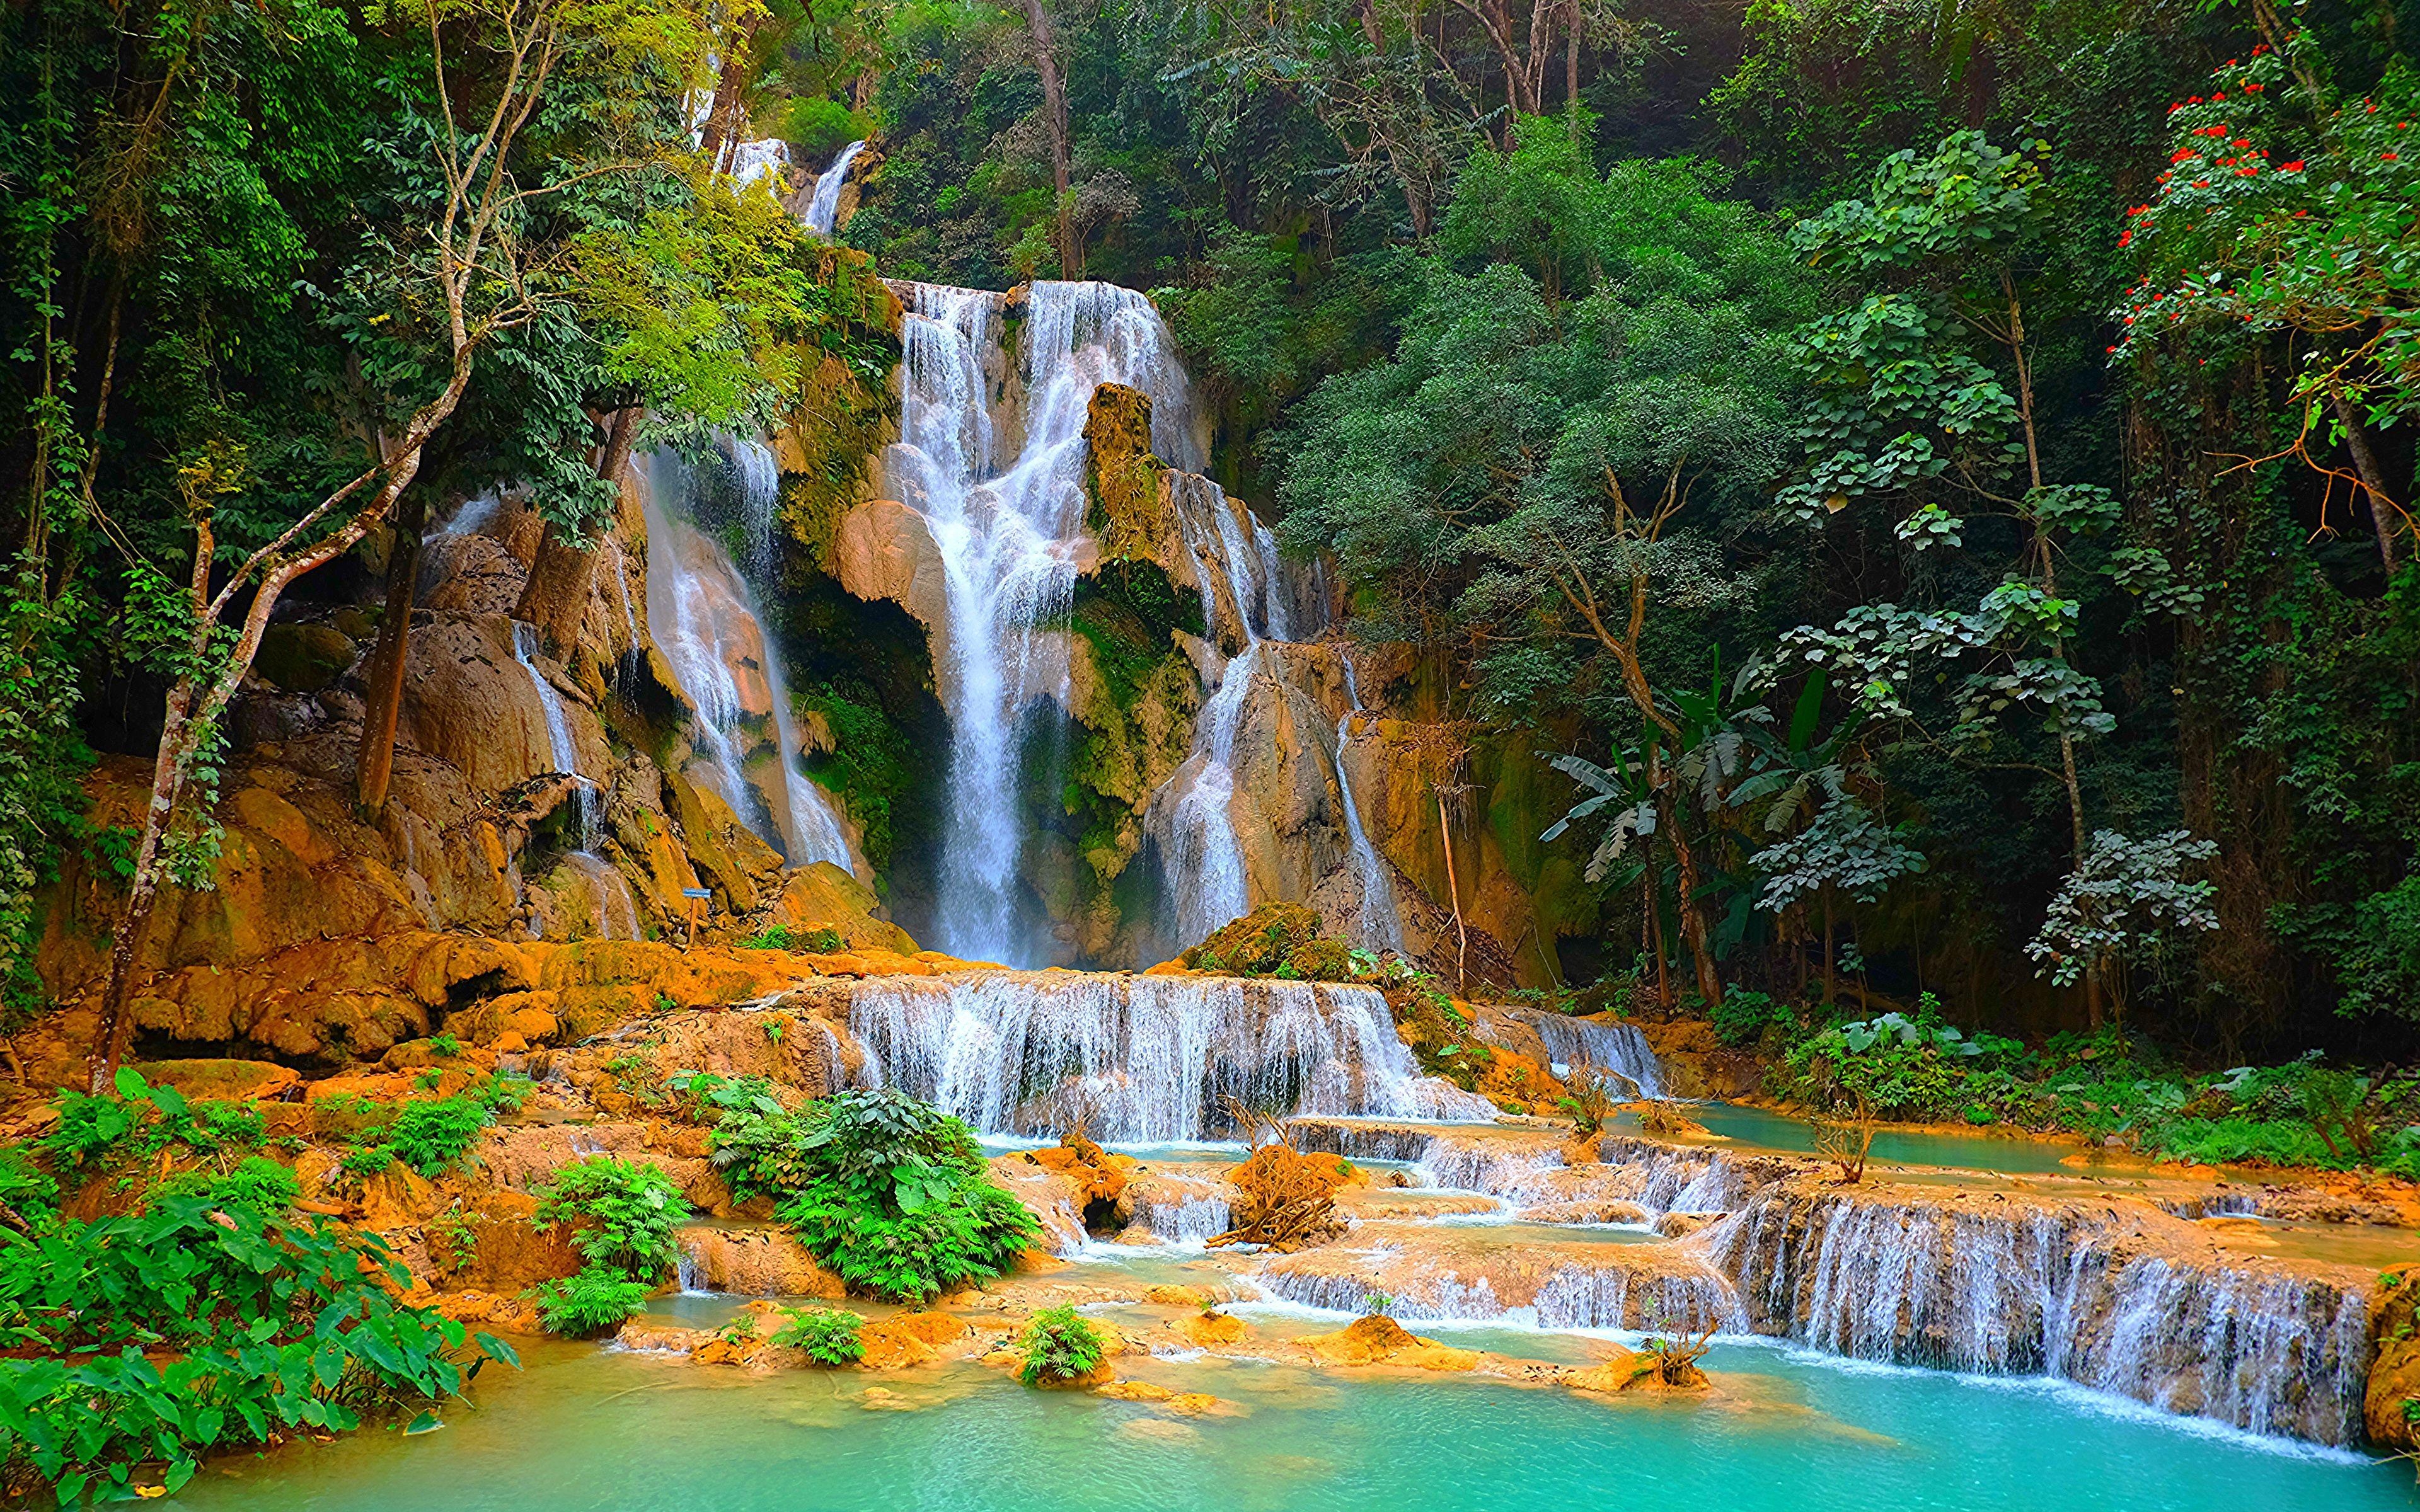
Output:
[
  {"left": 1082, "top": 383, "right": 1168, "bottom": 561},
  {"left": 1181, "top": 902, "right": 1325, "bottom": 976},
  {"left": 256, "top": 623, "right": 358, "bottom": 693}
]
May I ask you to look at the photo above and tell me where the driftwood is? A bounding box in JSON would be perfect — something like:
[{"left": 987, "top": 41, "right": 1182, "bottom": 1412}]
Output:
[{"left": 1209, "top": 1101, "right": 1346, "bottom": 1252}]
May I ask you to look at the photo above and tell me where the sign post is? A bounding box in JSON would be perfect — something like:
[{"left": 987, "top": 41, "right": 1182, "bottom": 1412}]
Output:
[{"left": 681, "top": 888, "right": 712, "bottom": 951}]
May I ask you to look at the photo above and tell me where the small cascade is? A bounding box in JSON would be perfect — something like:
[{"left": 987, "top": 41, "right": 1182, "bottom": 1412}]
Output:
[
  {"left": 1125, "top": 1185, "right": 1231, "bottom": 1246},
  {"left": 804, "top": 140, "right": 867, "bottom": 235},
  {"left": 1531, "top": 1261, "right": 1741, "bottom": 1334},
  {"left": 556, "top": 851, "right": 642, "bottom": 939},
  {"left": 1150, "top": 472, "right": 1331, "bottom": 949},
  {"left": 1512, "top": 1010, "right": 1667, "bottom": 1099},
  {"left": 891, "top": 281, "right": 1201, "bottom": 962},
  {"left": 1158, "top": 642, "right": 1260, "bottom": 948},
  {"left": 728, "top": 137, "right": 790, "bottom": 190},
  {"left": 638, "top": 449, "right": 853, "bottom": 870},
  {"left": 1707, "top": 1188, "right": 2374, "bottom": 1444},
  {"left": 846, "top": 971, "right": 1485, "bottom": 1142},
  {"left": 1333, "top": 653, "right": 1403, "bottom": 953},
  {"left": 1255, "top": 1265, "right": 1509, "bottom": 1322},
  {"left": 509, "top": 620, "right": 599, "bottom": 849}
]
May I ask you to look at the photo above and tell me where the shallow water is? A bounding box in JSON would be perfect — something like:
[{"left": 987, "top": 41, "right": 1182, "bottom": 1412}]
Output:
[
  {"left": 1649, "top": 1102, "right": 2107, "bottom": 1176},
  {"left": 178, "top": 1329, "right": 2409, "bottom": 1512}
]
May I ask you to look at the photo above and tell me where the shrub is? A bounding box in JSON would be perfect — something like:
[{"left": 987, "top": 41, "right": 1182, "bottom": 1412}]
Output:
[
  {"left": 0, "top": 1197, "right": 516, "bottom": 1499},
  {"left": 0, "top": 1153, "right": 57, "bottom": 1222},
  {"left": 760, "top": 1089, "right": 1037, "bottom": 1302},
  {"left": 1015, "top": 1305, "right": 1105, "bottom": 1385},
  {"left": 1710, "top": 989, "right": 1787, "bottom": 1048},
  {"left": 530, "top": 1266, "right": 652, "bottom": 1336},
  {"left": 534, "top": 1157, "right": 687, "bottom": 1282},
  {"left": 152, "top": 1157, "right": 300, "bottom": 1213},
  {"left": 782, "top": 96, "right": 867, "bottom": 157},
  {"left": 739, "top": 924, "right": 794, "bottom": 951},
  {"left": 772, "top": 1306, "right": 865, "bottom": 1365},
  {"left": 42, "top": 1070, "right": 265, "bottom": 1172},
  {"left": 386, "top": 1097, "right": 494, "bottom": 1176}
]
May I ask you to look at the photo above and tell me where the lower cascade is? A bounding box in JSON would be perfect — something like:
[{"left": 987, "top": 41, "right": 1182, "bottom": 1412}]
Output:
[
  {"left": 844, "top": 971, "right": 1493, "bottom": 1142},
  {"left": 1708, "top": 1188, "right": 2375, "bottom": 1445}
]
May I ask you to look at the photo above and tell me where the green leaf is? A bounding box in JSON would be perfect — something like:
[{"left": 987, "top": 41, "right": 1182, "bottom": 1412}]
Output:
[{"left": 403, "top": 1411, "right": 443, "bottom": 1436}]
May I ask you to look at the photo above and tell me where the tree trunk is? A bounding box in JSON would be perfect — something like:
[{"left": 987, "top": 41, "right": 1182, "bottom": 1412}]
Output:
[
  {"left": 1821, "top": 886, "right": 1836, "bottom": 1005},
  {"left": 1645, "top": 851, "right": 1671, "bottom": 1009},
  {"left": 2329, "top": 386, "right": 2404, "bottom": 576},
  {"left": 1021, "top": 0, "right": 1079, "bottom": 278},
  {"left": 355, "top": 491, "right": 428, "bottom": 818},
  {"left": 697, "top": 21, "right": 759, "bottom": 172},
  {"left": 513, "top": 406, "right": 637, "bottom": 657},
  {"left": 1438, "top": 790, "right": 1470, "bottom": 994}
]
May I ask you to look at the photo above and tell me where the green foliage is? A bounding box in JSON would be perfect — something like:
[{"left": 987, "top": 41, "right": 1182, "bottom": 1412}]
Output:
[
  {"left": 1710, "top": 988, "right": 1791, "bottom": 1048},
  {"left": 533, "top": 1157, "right": 688, "bottom": 1283},
  {"left": 42, "top": 1071, "right": 265, "bottom": 1173},
  {"left": 784, "top": 98, "right": 872, "bottom": 158},
  {"left": 0, "top": 1198, "right": 514, "bottom": 1500},
  {"left": 739, "top": 1089, "right": 1037, "bottom": 1303},
  {"left": 151, "top": 1157, "right": 300, "bottom": 1213},
  {"left": 384, "top": 1098, "right": 495, "bottom": 1177},
  {"left": 1015, "top": 1305, "right": 1105, "bottom": 1385},
  {"left": 771, "top": 1305, "right": 866, "bottom": 1365},
  {"left": 530, "top": 1267, "right": 654, "bottom": 1337}
]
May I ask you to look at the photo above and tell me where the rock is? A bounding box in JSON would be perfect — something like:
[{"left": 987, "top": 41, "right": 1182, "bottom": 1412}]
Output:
[
  {"left": 1143, "top": 1285, "right": 1210, "bottom": 1308},
  {"left": 255, "top": 622, "right": 359, "bottom": 693},
  {"left": 1095, "top": 1379, "right": 1175, "bottom": 1402},
  {"left": 1171, "top": 1312, "right": 1248, "bottom": 1348},
  {"left": 127, "top": 1058, "right": 300, "bottom": 1104},
  {"left": 858, "top": 1387, "right": 922, "bottom": 1411},
  {"left": 831, "top": 498, "right": 953, "bottom": 689},
  {"left": 763, "top": 864, "right": 918, "bottom": 954},
  {"left": 673, "top": 1225, "right": 845, "bottom": 1297},
  {"left": 857, "top": 1310, "right": 970, "bottom": 1370}
]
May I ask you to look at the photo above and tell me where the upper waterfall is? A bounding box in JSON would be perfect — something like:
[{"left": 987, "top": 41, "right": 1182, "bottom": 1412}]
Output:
[{"left": 885, "top": 281, "right": 1205, "bottom": 964}]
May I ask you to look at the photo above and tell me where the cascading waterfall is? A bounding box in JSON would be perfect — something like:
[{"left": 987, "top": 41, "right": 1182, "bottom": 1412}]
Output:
[
  {"left": 890, "top": 281, "right": 1201, "bottom": 962},
  {"left": 638, "top": 447, "right": 852, "bottom": 870},
  {"left": 1707, "top": 1189, "right": 2375, "bottom": 1445},
  {"left": 804, "top": 140, "right": 867, "bottom": 235},
  {"left": 510, "top": 621, "right": 599, "bottom": 849},
  {"left": 1333, "top": 653, "right": 1404, "bottom": 953},
  {"left": 1159, "top": 643, "right": 1260, "bottom": 949},
  {"left": 846, "top": 971, "right": 1487, "bottom": 1141},
  {"left": 1507, "top": 1009, "right": 1667, "bottom": 1099}
]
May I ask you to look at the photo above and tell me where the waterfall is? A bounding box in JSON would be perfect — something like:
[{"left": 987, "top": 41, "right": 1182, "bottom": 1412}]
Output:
[
  {"left": 729, "top": 137, "right": 790, "bottom": 191},
  {"left": 638, "top": 448, "right": 853, "bottom": 871},
  {"left": 509, "top": 621, "right": 599, "bottom": 849},
  {"left": 845, "top": 971, "right": 1485, "bottom": 1141},
  {"left": 890, "top": 281, "right": 1201, "bottom": 962},
  {"left": 1531, "top": 1261, "right": 1742, "bottom": 1334},
  {"left": 1707, "top": 1188, "right": 2375, "bottom": 1445},
  {"left": 1159, "top": 643, "right": 1259, "bottom": 949},
  {"left": 804, "top": 140, "right": 867, "bottom": 235},
  {"left": 1508, "top": 1009, "right": 1666, "bottom": 1099},
  {"left": 1334, "top": 653, "right": 1404, "bottom": 953}
]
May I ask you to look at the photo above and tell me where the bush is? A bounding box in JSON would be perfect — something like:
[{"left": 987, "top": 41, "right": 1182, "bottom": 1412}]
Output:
[
  {"left": 1015, "top": 1305, "right": 1105, "bottom": 1385},
  {"left": 530, "top": 1266, "right": 652, "bottom": 1337},
  {"left": 533, "top": 1157, "right": 687, "bottom": 1283},
  {"left": 0, "top": 1153, "right": 57, "bottom": 1222},
  {"left": 152, "top": 1157, "right": 299, "bottom": 1213},
  {"left": 772, "top": 1306, "right": 865, "bottom": 1365},
  {"left": 0, "top": 1197, "right": 516, "bottom": 1499},
  {"left": 739, "top": 924, "right": 795, "bottom": 951},
  {"left": 783, "top": 96, "right": 868, "bottom": 157},
  {"left": 42, "top": 1070, "right": 265, "bottom": 1172},
  {"left": 386, "top": 1097, "right": 493, "bottom": 1176},
  {"left": 756, "top": 1089, "right": 1037, "bottom": 1302},
  {"left": 1710, "top": 989, "right": 1788, "bottom": 1048}
]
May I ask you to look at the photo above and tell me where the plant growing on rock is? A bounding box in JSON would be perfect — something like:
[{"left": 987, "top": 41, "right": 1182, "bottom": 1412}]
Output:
[
  {"left": 534, "top": 1157, "right": 688, "bottom": 1283},
  {"left": 1811, "top": 1091, "right": 1877, "bottom": 1184},
  {"left": 759, "top": 1090, "right": 1037, "bottom": 1303},
  {"left": 773, "top": 1306, "right": 866, "bottom": 1365},
  {"left": 1015, "top": 1305, "right": 1105, "bottom": 1385},
  {"left": 1209, "top": 1103, "right": 1347, "bottom": 1252},
  {"left": 1557, "top": 1069, "right": 1618, "bottom": 1137},
  {"left": 529, "top": 1269, "right": 654, "bottom": 1337}
]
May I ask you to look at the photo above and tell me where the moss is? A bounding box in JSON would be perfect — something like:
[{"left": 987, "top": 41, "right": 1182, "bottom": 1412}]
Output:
[
  {"left": 774, "top": 248, "right": 902, "bottom": 569},
  {"left": 1081, "top": 382, "right": 1167, "bottom": 560}
]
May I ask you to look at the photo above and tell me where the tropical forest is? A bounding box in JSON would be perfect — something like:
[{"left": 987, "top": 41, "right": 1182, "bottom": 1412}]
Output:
[{"left": 1, "top": 0, "right": 2418, "bottom": 1501}]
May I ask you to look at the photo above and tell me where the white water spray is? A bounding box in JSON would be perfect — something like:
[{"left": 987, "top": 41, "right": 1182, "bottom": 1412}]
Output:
[{"left": 804, "top": 140, "right": 867, "bottom": 235}]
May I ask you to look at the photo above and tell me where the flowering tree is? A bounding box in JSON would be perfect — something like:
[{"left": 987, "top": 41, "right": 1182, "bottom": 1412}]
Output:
[{"left": 2110, "top": 42, "right": 2418, "bottom": 571}]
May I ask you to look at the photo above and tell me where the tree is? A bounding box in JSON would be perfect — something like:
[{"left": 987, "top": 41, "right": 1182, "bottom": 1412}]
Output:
[
  {"left": 86, "top": 0, "right": 719, "bottom": 1092},
  {"left": 2025, "top": 828, "right": 2219, "bottom": 1027}
]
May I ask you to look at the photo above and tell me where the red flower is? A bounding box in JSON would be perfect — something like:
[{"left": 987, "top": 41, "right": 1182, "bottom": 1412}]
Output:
[
  {"left": 2386, "top": 152, "right": 2401, "bottom": 161},
  {"left": 2279, "top": 160, "right": 2304, "bottom": 171},
  {"left": 2212, "top": 92, "right": 2227, "bottom": 101},
  {"left": 2232, "top": 139, "right": 2252, "bottom": 147},
  {"left": 2118, "top": 231, "right": 2133, "bottom": 246}
]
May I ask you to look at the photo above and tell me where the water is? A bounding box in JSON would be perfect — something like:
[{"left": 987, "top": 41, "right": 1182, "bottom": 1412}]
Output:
[
  {"left": 638, "top": 447, "right": 853, "bottom": 870},
  {"left": 890, "top": 282, "right": 1202, "bottom": 962},
  {"left": 804, "top": 139, "right": 867, "bottom": 234},
  {"left": 845, "top": 971, "right": 1494, "bottom": 1141},
  {"left": 729, "top": 137, "right": 790, "bottom": 191},
  {"left": 174, "top": 1335, "right": 2407, "bottom": 1511},
  {"left": 1504, "top": 1009, "right": 1665, "bottom": 1099},
  {"left": 1709, "top": 1188, "right": 2375, "bottom": 1444},
  {"left": 1664, "top": 1102, "right": 2100, "bottom": 1176},
  {"left": 508, "top": 620, "right": 599, "bottom": 850},
  {"left": 1334, "top": 653, "right": 1404, "bottom": 953}
]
